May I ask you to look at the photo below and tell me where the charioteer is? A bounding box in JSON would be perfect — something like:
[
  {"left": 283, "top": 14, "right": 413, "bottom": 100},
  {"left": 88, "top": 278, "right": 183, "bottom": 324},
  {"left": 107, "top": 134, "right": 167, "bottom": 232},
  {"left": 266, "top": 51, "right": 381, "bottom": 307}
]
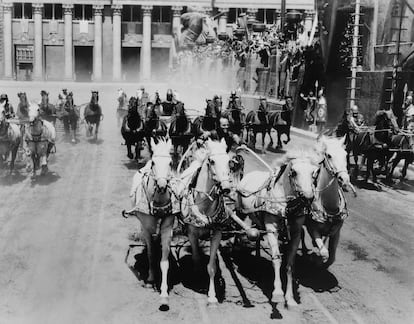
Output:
[{"left": 0, "top": 94, "right": 15, "bottom": 119}]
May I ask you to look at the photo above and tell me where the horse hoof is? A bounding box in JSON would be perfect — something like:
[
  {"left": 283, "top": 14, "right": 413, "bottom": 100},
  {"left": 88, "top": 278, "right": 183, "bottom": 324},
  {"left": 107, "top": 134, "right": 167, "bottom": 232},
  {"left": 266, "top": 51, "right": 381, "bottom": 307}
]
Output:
[
  {"left": 40, "top": 165, "right": 48, "bottom": 176},
  {"left": 207, "top": 297, "right": 218, "bottom": 306},
  {"left": 127, "top": 153, "right": 133, "bottom": 159},
  {"left": 159, "top": 304, "right": 170, "bottom": 312},
  {"left": 286, "top": 298, "right": 298, "bottom": 308},
  {"left": 272, "top": 292, "right": 285, "bottom": 303},
  {"left": 144, "top": 281, "right": 155, "bottom": 289},
  {"left": 71, "top": 139, "right": 76, "bottom": 143}
]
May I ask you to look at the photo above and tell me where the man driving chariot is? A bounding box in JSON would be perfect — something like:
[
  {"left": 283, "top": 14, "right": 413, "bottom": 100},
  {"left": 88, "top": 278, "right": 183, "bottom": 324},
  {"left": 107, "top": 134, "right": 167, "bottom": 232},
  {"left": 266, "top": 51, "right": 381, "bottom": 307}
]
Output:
[
  {"left": 0, "top": 94, "right": 15, "bottom": 119},
  {"left": 403, "top": 94, "right": 414, "bottom": 132}
]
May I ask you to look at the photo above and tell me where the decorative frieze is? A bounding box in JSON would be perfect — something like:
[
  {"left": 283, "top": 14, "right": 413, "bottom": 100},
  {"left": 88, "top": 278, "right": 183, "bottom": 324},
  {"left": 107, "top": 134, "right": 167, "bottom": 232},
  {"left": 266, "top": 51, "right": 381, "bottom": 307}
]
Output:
[
  {"left": 112, "top": 5, "right": 122, "bottom": 16},
  {"left": 142, "top": 5, "right": 153, "bottom": 16},
  {"left": 93, "top": 5, "right": 104, "bottom": 16},
  {"left": 32, "top": 3, "right": 44, "bottom": 15},
  {"left": 63, "top": 4, "right": 73, "bottom": 15}
]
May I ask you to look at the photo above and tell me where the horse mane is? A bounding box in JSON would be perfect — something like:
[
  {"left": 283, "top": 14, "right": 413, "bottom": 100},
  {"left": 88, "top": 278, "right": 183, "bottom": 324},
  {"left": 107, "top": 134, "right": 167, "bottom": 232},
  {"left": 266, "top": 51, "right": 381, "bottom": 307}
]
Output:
[{"left": 273, "top": 149, "right": 318, "bottom": 168}]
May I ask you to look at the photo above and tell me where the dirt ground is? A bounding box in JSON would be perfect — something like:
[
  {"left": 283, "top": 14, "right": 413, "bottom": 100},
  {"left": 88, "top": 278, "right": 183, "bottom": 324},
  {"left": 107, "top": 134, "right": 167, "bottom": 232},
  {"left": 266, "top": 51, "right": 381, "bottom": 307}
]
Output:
[{"left": 0, "top": 81, "right": 413, "bottom": 324}]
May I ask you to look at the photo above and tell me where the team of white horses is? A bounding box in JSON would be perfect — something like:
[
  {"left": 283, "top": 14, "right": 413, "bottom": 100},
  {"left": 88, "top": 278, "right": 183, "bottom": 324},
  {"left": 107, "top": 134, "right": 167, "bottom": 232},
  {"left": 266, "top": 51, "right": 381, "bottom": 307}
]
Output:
[
  {"left": 0, "top": 101, "right": 56, "bottom": 178},
  {"left": 125, "top": 135, "right": 356, "bottom": 311}
]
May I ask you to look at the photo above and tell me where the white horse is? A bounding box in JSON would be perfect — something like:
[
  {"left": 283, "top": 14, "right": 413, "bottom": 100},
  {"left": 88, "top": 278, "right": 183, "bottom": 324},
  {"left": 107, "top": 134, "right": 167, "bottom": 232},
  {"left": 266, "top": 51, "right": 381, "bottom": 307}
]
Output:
[
  {"left": 303, "top": 136, "right": 355, "bottom": 268},
  {"left": 129, "top": 138, "right": 175, "bottom": 310},
  {"left": 237, "top": 152, "right": 318, "bottom": 307},
  {"left": 117, "top": 88, "right": 128, "bottom": 127},
  {"left": 0, "top": 102, "right": 21, "bottom": 174},
  {"left": 178, "top": 138, "right": 231, "bottom": 305},
  {"left": 25, "top": 103, "right": 56, "bottom": 178}
]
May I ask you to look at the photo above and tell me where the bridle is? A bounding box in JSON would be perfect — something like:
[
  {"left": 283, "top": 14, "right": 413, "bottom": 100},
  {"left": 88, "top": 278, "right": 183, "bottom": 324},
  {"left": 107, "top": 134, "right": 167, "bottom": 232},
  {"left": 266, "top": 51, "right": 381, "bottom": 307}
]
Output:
[
  {"left": 28, "top": 117, "right": 44, "bottom": 142},
  {"left": 149, "top": 153, "right": 174, "bottom": 191},
  {"left": 314, "top": 152, "right": 349, "bottom": 193},
  {"left": 287, "top": 159, "right": 315, "bottom": 201}
]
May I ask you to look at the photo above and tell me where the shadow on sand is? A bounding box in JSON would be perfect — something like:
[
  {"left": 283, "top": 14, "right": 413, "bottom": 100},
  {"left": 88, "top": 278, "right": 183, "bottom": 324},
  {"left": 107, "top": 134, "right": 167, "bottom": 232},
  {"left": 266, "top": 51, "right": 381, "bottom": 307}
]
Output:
[
  {"left": 128, "top": 244, "right": 226, "bottom": 303},
  {"left": 30, "top": 171, "right": 60, "bottom": 186},
  {"left": 0, "top": 170, "right": 27, "bottom": 186}
]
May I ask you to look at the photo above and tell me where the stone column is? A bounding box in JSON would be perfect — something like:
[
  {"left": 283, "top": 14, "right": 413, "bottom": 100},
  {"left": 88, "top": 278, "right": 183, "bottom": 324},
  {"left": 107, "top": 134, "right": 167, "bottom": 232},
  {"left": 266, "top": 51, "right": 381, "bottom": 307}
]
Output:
[
  {"left": 112, "top": 5, "right": 122, "bottom": 81},
  {"left": 304, "top": 11, "right": 314, "bottom": 44},
  {"left": 275, "top": 10, "right": 281, "bottom": 31},
  {"left": 33, "top": 3, "right": 44, "bottom": 80},
  {"left": 218, "top": 8, "right": 229, "bottom": 34},
  {"left": 140, "top": 5, "right": 152, "bottom": 81},
  {"left": 93, "top": 5, "right": 103, "bottom": 81},
  {"left": 171, "top": 6, "right": 182, "bottom": 35},
  {"left": 3, "top": 3, "right": 13, "bottom": 79},
  {"left": 63, "top": 4, "right": 73, "bottom": 80}
]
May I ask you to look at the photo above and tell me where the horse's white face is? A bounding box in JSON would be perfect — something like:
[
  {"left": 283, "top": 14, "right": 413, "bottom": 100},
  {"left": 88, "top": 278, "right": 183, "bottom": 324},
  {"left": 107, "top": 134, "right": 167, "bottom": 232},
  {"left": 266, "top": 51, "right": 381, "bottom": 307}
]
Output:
[
  {"left": 0, "top": 101, "right": 6, "bottom": 122},
  {"left": 118, "top": 89, "right": 125, "bottom": 98},
  {"left": 150, "top": 138, "right": 173, "bottom": 190},
  {"left": 28, "top": 104, "right": 41, "bottom": 122},
  {"left": 289, "top": 158, "right": 318, "bottom": 200},
  {"left": 206, "top": 138, "right": 231, "bottom": 194},
  {"left": 318, "top": 136, "right": 350, "bottom": 186}
]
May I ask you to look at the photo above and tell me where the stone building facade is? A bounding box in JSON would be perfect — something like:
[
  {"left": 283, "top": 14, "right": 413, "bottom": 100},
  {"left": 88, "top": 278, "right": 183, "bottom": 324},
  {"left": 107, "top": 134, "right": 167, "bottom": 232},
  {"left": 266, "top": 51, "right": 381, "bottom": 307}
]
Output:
[{"left": 0, "top": 0, "right": 314, "bottom": 81}]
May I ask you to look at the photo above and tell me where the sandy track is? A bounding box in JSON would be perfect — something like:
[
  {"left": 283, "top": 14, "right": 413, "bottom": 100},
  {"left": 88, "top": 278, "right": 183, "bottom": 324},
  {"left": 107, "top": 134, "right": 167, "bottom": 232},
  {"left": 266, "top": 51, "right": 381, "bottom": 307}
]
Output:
[{"left": 0, "top": 82, "right": 413, "bottom": 324}]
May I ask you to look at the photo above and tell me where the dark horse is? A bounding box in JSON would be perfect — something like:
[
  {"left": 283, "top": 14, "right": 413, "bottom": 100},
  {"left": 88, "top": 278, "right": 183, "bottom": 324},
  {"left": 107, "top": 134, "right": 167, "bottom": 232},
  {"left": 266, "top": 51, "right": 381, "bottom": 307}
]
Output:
[
  {"left": 144, "top": 103, "right": 168, "bottom": 154},
  {"left": 39, "top": 90, "right": 57, "bottom": 126},
  {"left": 121, "top": 97, "right": 145, "bottom": 160},
  {"left": 222, "top": 97, "right": 245, "bottom": 137},
  {"left": 168, "top": 101, "right": 193, "bottom": 161},
  {"left": 84, "top": 91, "right": 103, "bottom": 141},
  {"left": 352, "top": 110, "right": 398, "bottom": 183},
  {"left": 245, "top": 103, "right": 270, "bottom": 154},
  {"left": 192, "top": 99, "right": 221, "bottom": 138},
  {"left": 386, "top": 132, "right": 414, "bottom": 181},
  {"left": 58, "top": 92, "right": 79, "bottom": 143},
  {"left": 268, "top": 105, "right": 292, "bottom": 150}
]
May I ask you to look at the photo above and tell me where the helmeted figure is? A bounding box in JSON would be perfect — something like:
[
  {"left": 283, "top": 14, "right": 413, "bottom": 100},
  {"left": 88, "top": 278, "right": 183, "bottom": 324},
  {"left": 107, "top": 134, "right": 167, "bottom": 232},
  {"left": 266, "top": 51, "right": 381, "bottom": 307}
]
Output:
[
  {"left": 137, "top": 86, "right": 149, "bottom": 108},
  {"left": 227, "top": 90, "right": 239, "bottom": 110},
  {"left": 348, "top": 105, "right": 365, "bottom": 134},
  {"left": 403, "top": 94, "right": 414, "bottom": 132},
  {"left": 166, "top": 89, "right": 174, "bottom": 102},
  {"left": 0, "top": 94, "right": 15, "bottom": 119}
]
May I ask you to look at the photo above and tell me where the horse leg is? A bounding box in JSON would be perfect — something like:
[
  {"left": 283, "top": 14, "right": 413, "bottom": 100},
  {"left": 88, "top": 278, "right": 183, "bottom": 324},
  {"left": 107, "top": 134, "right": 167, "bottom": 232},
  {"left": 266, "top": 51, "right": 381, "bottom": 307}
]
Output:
[
  {"left": 276, "top": 129, "right": 283, "bottom": 149},
  {"left": 94, "top": 121, "right": 99, "bottom": 141},
  {"left": 261, "top": 130, "right": 266, "bottom": 154},
  {"left": 40, "top": 153, "right": 48, "bottom": 175},
  {"left": 310, "top": 223, "right": 329, "bottom": 262},
  {"left": 285, "top": 127, "right": 291, "bottom": 144},
  {"left": 159, "top": 214, "right": 174, "bottom": 310},
  {"left": 138, "top": 216, "right": 157, "bottom": 287},
  {"left": 285, "top": 215, "right": 305, "bottom": 307},
  {"left": 324, "top": 224, "right": 342, "bottom": 269},
  {"left": 31, "top": 154, "right": 37, "bottom": 179},
  {"left": 127, "top": 142, "right": 133, "bottom": 159},
  {"left": 268, "top": 127, "right": 274, "bottom": 148},
  {"left": 187, "top": 225, "right": 202, "bottom": 273},
  {"left": 400, "top": 154, "right": 412, "bottom": 179},
  {"left": 264, "top": 220, "right": 284, "bottom": 303},
  {"left": 387, "top": 153, "right": 401, "bottom": 181},
  {"left": 366, "top": 156, "right": 375, "bottom": 183},
  {"left": 9, "top": 146, "right": 18, "bottom": 175},
  {"left": 207, "top": 229, "right": 222, "bottom": 305}
]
